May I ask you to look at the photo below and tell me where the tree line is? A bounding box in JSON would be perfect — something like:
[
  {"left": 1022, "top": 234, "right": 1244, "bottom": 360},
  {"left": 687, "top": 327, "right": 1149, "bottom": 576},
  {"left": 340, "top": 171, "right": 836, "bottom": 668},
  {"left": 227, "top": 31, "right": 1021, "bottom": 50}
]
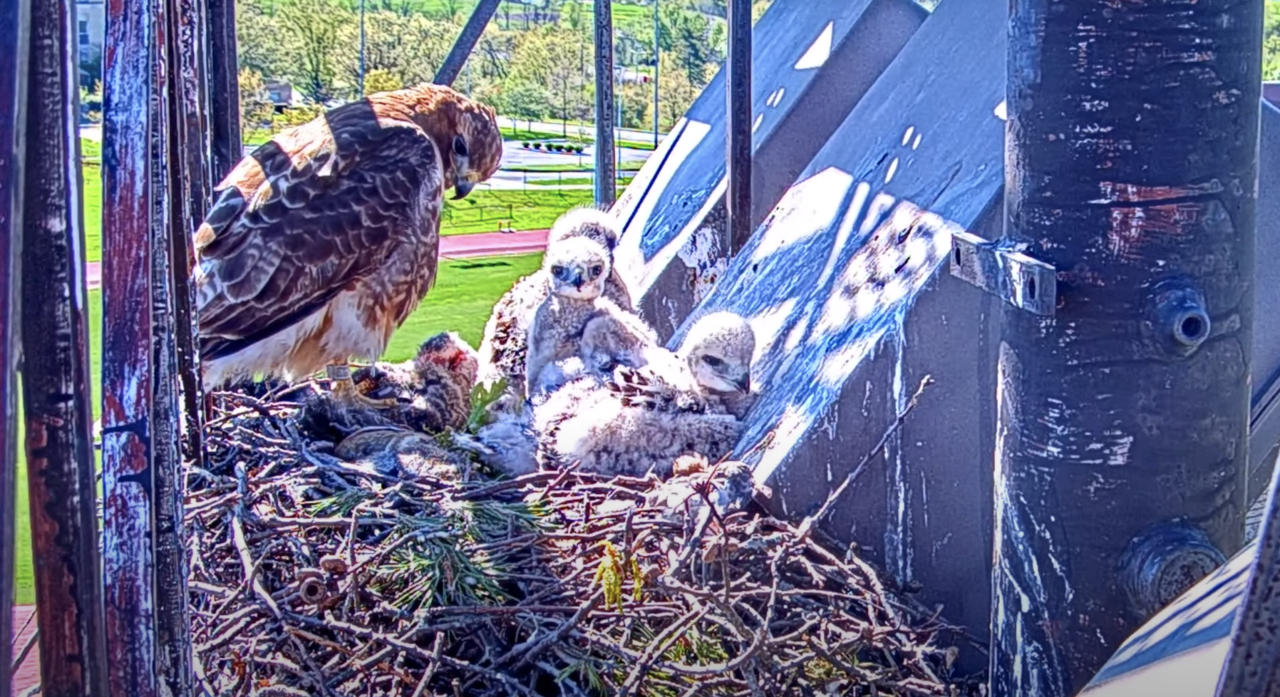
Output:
[{"left": 234, "top": 0, "right": 773, "bottom": 135}]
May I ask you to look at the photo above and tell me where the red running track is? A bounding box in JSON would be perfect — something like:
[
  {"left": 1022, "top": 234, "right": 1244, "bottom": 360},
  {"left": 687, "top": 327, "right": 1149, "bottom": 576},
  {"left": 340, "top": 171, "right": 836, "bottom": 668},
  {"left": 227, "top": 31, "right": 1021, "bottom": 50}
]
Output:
[
  {"left": 83, "top": 228, "right": 550, "bottom": 290},
  {"left": 9, "top": 605, "right": 39, "bottom": 694}
]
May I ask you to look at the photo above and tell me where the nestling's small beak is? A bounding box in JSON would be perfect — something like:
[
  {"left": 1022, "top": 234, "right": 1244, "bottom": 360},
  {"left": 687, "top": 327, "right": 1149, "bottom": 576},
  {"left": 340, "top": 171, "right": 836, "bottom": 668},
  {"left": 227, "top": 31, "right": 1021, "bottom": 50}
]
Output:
[
  {"left": 453, "top": 178, "right": 474, "bottom": 200},
  {"left": 734, "top": 375, "right": 751, "bottom": 393}
]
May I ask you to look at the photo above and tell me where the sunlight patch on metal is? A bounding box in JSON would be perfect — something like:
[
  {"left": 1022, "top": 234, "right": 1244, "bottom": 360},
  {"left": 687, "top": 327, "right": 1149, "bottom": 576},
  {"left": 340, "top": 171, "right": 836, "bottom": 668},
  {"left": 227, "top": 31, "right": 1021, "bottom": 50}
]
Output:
[
  {"left": 664, "top": 0, "right": 1008, "bottom": 670},
  {"left": 611, "top": 0, "right": 925, "bottom": 340}
]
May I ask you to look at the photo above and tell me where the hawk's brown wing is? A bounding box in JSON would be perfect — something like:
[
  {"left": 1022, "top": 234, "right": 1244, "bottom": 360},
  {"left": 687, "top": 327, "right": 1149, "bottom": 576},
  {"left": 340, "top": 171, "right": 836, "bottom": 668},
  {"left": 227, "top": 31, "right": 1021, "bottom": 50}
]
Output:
[{"left": 194, "top": 103, "right": 442, "bottom": 362}]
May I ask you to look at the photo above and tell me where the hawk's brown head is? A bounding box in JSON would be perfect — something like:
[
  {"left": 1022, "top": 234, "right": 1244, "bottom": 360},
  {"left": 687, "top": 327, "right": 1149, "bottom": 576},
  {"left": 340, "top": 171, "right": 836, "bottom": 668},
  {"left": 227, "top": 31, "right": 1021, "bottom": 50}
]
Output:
[{"left": 400, "top": 84, "right": 502, "bottom": 200}]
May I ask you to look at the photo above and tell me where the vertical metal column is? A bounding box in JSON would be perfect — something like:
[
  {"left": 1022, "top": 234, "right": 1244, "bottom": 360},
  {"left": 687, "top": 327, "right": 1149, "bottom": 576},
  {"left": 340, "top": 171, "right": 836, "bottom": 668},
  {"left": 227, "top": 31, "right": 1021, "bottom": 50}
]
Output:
[
  {"left": 434, "top": 0, "right": 501, "bottom": 88},
  {"left": 724, "top": 0, "right": 751, "bottom": 254},
  {"left": 593, "top": 0, "right": 615, "bottom": 208},
  {"left": 171, "top": 0, "right": 210, "bottom": 472},
  {"left": 153, "top": 0, "right": 194, "bottom": 691},
  {"left": 102, "top": 0, "right": 193, "bottom": 688},
  {"left": 205, "top": 0, "right": 239, "bottom": 179},
  {"left": 20, "top": 0, "right": 111, "bottom": 690},
  {"left": 0, "top": 0, "right": 29, "bottom": 695},
  {"left": 993, "top": 1, "right": 1261, "bottom": 695}
]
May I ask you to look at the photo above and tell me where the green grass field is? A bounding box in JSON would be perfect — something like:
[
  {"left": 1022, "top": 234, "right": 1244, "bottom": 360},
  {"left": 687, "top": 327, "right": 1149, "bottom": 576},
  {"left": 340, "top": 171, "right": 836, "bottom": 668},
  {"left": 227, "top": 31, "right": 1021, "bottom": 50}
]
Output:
[
  {"left": 78, "top": 163, "right": 591, "bottom": 261},
  {"left": 506, "top": 162, "right": 644, "bottom": 173},
  {"left": 442, "top": 188, "right": 598, "bottom": 233},
  {"left": 527, "top": 177, "right": 634, "bottom": 188},
  {"left": 11, "top": 251, "right": 542, "bottom": 605}
]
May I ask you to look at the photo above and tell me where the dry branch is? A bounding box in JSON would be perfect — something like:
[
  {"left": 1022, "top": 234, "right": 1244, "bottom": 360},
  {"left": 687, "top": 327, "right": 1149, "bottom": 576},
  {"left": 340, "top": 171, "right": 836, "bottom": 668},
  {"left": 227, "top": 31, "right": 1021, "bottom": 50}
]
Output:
[{"left": 187, "top": 381, "right": 981, "bottom": 696}]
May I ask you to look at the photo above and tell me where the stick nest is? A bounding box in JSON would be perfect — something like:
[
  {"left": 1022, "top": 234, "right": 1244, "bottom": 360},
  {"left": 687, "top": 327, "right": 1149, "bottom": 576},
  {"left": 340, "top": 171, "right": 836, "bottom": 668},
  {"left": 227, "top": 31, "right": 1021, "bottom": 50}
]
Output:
[{"left": 188, "top": 386, "right": 982, "bottom": 697}]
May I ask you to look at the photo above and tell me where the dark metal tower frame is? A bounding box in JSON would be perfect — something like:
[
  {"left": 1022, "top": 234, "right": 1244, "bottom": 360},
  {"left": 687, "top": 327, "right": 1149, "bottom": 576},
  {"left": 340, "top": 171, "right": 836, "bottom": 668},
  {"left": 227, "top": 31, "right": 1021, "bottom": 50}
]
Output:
[{"left": 996, "top": 1, "right": 1263, "bottom": 695}]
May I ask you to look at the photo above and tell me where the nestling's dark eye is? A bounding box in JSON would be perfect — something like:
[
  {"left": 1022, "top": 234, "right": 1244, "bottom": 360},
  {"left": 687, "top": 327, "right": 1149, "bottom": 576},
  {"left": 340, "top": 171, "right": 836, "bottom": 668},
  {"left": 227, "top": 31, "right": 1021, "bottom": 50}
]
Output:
[
  {"left": 452, "top": 135, "right": 468, "bottom": 158},
  {"left": 702, "top": 355, "right": 725, "bottom": 368},
  {"left": 589, "top": 265, "right": 603, "bottom": 278},
  {"left": 551, "top": 265, "right": 565, "bottom": 278}
]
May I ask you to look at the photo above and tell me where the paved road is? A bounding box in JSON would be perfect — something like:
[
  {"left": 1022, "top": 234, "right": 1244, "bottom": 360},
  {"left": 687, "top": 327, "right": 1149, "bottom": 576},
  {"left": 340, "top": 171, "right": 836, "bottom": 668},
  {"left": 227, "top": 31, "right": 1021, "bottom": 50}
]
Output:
[
  {"left": 498, "top": 115, "right": 667, "bottom": 146},
  {"left": 84, "top": 229, "right": 550, "bottom": 290}
]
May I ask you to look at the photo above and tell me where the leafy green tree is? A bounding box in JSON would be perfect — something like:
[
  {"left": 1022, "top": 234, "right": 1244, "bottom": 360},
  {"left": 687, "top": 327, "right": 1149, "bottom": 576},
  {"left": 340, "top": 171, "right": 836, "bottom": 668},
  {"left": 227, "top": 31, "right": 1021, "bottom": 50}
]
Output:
[
  {"left": 236, "top": 0, "right": 293, "bottom": 79},
  {"left": 646, "top": 51, "right": 698, "bottom": 131},
  {"left": 363, "top": 68, "right": 404, "bottom": 95},
  {"left": 1265, "top": 0, "right": 1280, "bottom": 81},
  {"left": 238, "top": 67, "right": 278, "bottom": 130},
  {"left": 506, "top": 24, "right": 594, "bottom": 126},
  {"left": 659, "top": 0, "right": 719, "bottom": 88},
  {"left": 339, "top": 11, "right": 455, "bottom": 89},
  {"left": 275, "top": 0, "right": 352, "bottom": 102}
]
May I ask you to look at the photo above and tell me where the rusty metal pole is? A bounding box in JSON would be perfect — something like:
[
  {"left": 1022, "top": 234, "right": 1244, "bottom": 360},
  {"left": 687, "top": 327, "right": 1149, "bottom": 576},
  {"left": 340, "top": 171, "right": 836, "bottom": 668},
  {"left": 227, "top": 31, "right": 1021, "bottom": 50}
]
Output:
[
  {"left": 593, "top": 0, "right": 615, "bottom": 208},
  {"left": 20, "top": 0, "right": 111, "bottom": 691},
  {"left": 724, "top": 0, "right": 751, "bottom": 254},
  {"left": 433, "top": 0, "right": 500, "bottom": 88},
  {"left": 992, "top": 1, "right": 1261, "bottom": 695},
  {"left": 101, "top": 0, "right": 178, "bottom": 690},
  {"left": 152, "top": 0, "right": 194, "bottom": 691},
  {"left": 0, "top": 0, "right": 29, "bottom": 695},
  {"left": 168, "top": 0, "right": 209, "bottom": 483},
  {"left": 205, "top": 0, "right": 239, "bottom": 179}
]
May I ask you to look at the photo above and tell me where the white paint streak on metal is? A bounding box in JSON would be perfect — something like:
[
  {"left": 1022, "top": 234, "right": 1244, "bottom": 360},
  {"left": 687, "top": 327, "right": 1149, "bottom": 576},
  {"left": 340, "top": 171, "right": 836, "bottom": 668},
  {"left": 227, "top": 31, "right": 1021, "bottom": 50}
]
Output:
[
  {"left": 885, "top": 306, "right": 912, "bottom": 584},
  {"left": 920, "top": 470, "right": 929, "bottom": 529},
  {"left": 993, "top": 346, "right": 1067, "bottom": 697}
]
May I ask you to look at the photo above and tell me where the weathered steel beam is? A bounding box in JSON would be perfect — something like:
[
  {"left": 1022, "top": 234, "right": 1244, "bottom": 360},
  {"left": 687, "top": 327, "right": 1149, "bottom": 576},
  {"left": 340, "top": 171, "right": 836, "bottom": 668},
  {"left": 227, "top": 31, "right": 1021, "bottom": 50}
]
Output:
[
  {"left": 662, "top": 0, "right": 1005, "bottom": 676},
  {"left": 724, "top": 0, "right": 750, "bottom": 254},
  {"left": 433, "top": 0, "right": 500, "bottom": 88},
  {"left": 993, "top": 1, "right": 1261, "bottom": 694},
  {"left": 1218, "top": 454, "right": 1280, "bottom": 695},
  {"left": 593, "top": 0, "right": 615, "bottom": 207},
  {"left": 153, "top": 0, "right": 195, "bottom": 690},
  {"left": 1220, "top": 100, "right": 1280, "bottom": 695},
  {"left": 102, "top": 0, "right": 194, "bottom": 688},
  {"left": 0, "top": 0, "right": 29, "bottom": 694},
  {"left": 169, "top": 0, "right": 209, "bottom": 489},
  {"left": 205, "top": 0, "right": 239, "bottom": 179},
  {"left": 20, "top": 0, "right": 110, "bottom": 690},
  {"left": 612, "top": 0, "right": 925, "bottom": 342}
]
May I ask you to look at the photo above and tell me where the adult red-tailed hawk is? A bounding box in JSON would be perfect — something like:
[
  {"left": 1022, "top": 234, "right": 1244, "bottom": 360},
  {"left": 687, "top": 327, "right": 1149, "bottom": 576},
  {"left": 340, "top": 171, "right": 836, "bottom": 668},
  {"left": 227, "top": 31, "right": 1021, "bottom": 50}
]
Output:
[{"left": 193, "top": 84, "right": 502, "bottom": 405}]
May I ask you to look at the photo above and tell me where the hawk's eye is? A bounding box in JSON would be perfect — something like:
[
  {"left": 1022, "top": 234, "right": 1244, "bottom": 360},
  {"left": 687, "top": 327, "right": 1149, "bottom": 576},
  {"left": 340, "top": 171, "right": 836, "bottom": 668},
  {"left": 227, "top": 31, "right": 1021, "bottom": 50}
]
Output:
[
  {"left": 589, "top": 265, "right": 603, "bottom": 278},
  {"left": 701, "top": 355, "right": 725, "bottom": 368},
  {"left": 453, "top": 135, "right": 468, "bottom": 158},
  {"left": 551, "top": 265, "right": 566, "bottom": 278}
]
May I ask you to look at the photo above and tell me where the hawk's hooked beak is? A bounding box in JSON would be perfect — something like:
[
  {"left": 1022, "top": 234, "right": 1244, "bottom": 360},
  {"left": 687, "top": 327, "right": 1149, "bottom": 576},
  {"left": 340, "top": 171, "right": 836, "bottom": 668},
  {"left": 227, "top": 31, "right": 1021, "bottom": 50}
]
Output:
[
  {"left": 452, "top": 154, "right": 474, "bottom": 200},
  {"left": 733, "top": 374, "right": 751, "bottom": 393}
]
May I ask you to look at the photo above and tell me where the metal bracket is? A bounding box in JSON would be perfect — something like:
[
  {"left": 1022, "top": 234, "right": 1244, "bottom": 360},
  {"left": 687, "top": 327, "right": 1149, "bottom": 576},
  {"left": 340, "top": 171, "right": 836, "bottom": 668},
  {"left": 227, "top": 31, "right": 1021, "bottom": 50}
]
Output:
[{"left": 948, "top": 230, "right": 1057, "bottom": 316}]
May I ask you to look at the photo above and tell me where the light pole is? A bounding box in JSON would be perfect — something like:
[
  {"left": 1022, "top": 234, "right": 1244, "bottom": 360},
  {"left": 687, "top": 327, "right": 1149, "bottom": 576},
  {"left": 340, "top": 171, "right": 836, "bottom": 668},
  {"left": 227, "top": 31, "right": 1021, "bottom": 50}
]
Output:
[
  {"left": 652, "top": 0, "right": 659, "bottom": 147},
  {"left": 358, "top": 0, "right": 366, "bottom": 95}
]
